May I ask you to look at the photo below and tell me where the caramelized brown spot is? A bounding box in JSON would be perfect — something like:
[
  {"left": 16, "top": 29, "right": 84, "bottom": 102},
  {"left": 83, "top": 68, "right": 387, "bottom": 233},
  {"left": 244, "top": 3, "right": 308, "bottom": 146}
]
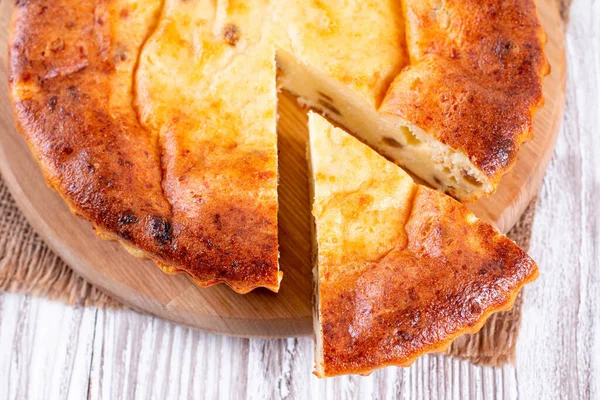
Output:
[
  {"left": 117, "top": 158, "right": 133, "bottom": 167},
  {"left": 471, "top": 303, "right": 483, "bottom": 314},
  {"left": 223, "top": 24, "right": 240, "bottom": 46},
  {"left": 49, "top": 37, "right": 64, "bottom": 52},
  {"left": 150, "top": 216, "right": 171, "bottom": 245},
  {"left": 47, "top": 96, "right": 57, "bottom": 111},
  {"left": 114, "top": 47, "right": 128, "bottom": 62},
  {"left": 408, "top": 288, "right": 419, "bottom": 301},
  {"left": 118, "top": 211, "right": 138, "bottom": 225},
  {"left": 214, "top": 214, "right": 223, "bottom": 230},
  {"left": 67, "top": 85, "right": 79, "bottom": 97}
]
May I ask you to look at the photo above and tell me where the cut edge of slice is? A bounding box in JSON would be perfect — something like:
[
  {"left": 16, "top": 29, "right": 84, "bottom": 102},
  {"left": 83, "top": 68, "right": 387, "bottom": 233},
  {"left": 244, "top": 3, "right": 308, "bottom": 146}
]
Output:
[
  {"left": 307, "top": 111, "right": 325, "bottom": 376},
  {"left": 277, "top": 50, "right": 492, "bottom": 203}
]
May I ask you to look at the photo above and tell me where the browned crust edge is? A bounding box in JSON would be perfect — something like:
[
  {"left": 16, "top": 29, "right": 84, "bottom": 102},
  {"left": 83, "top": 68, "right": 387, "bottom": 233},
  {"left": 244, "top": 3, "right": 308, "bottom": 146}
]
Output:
[
  {"left": 315, "top": 270, "right": 537, "bottom": 377},
  {"left": 315, "top": 186, "right": 539, "bottom": 377},
  {"left": 8, "top": 0, "right": 280, "bottom": 294},
  {"left": 380, "top": 0, "right": 551, "bottom": 192}
]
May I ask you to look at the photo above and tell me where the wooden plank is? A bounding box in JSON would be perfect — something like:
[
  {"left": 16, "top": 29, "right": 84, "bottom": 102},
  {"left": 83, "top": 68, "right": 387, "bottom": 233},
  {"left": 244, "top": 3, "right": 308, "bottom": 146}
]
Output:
[
  {"left": 514, "top": 1, "right": 600, "bottom": 399},
  {"left": 0, "top": 293, "right": 97, "bottom": 400},
  {"left": 85, "top": 307, "right": 252, "bottom": 400}
]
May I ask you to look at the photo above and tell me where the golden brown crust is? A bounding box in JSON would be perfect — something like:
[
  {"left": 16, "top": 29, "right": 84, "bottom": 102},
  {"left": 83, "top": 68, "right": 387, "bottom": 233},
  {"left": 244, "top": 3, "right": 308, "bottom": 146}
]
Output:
[
  {"left": 318, "top": 186, "right": 538, "bottom": 377},
  {"left": 9, "top": 0, "right": 280, "bottom": 293},
  {"left": 381, "top": 0, "right": 550, "bottom": 185},
  {"left": 309, "top": 114, "right": 538, "bottom": 377}
]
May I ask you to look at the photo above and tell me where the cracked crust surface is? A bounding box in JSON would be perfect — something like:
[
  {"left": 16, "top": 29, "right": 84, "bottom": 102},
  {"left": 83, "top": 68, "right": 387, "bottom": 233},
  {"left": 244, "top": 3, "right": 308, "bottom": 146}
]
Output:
[
  {"left": 9, "top": 0, "right": 281, "bottom": 293},
  {"left": 309, "top": 113, "right": 538, "bottom": 377}
]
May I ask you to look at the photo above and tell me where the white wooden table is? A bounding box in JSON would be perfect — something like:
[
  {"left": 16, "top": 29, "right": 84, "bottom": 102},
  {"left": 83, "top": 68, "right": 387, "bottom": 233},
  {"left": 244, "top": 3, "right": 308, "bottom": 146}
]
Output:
[{"left": 1, "top": 2, "right": 598, "bottom": 399}]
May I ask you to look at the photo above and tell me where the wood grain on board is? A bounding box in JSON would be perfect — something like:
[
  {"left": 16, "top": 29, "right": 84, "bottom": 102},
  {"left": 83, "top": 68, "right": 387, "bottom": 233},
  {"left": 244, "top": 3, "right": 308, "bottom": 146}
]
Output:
[{"left": 0, "top": 0, "right": 566, "bottom": 337}]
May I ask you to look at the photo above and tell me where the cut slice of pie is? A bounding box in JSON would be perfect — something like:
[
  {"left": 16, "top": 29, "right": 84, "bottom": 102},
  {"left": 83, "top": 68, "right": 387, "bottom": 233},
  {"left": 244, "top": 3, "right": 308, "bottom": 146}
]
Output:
[{"left": 308, "top": 112, "right": 538, "bottom": 377}]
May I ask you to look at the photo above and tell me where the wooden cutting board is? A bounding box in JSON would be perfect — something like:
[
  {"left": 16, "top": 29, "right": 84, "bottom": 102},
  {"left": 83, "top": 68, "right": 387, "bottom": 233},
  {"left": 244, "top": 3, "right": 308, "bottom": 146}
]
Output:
[{"left": 0, "top": 0, "right": 565, "bottom": 337}]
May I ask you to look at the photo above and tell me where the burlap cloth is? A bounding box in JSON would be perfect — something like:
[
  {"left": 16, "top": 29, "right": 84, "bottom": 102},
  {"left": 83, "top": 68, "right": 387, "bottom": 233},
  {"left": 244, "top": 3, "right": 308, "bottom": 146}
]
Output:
[
  {"left": 0, "top": 175, "right": 537, "bottom": 366},
  {"left": 0, "top": 0, "right": 570, "bottom": 366}
]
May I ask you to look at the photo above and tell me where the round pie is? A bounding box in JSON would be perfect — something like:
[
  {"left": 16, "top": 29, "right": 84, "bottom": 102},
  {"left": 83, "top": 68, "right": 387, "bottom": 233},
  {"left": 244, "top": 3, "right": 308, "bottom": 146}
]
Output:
[{"left": 8, "top": 0, "right": 548, "bottom": 293}]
